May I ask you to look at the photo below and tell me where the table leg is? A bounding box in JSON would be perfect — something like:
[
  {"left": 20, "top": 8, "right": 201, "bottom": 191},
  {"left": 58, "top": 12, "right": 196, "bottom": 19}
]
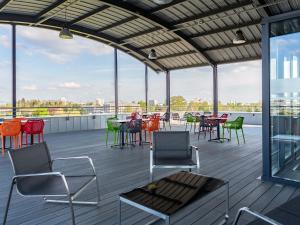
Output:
[
  {"left": 225, "top": 182, "right": 229, "bottom": 222},
  {"left": 217, "top": 121, "right": 220, "bottom": 140},
  {"left": 121, "top": 126, "right": 125, "bottom": 147},
  {"left": 118, "top": 199, "right": 121, "bottom": 225},
  {"left": 30, "top": 134, "right": 34, "bottom": 145}
]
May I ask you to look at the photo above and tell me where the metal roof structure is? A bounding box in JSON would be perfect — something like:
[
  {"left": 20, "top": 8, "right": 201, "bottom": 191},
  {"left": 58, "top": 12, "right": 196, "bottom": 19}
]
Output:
[{"left": 0, "top": 0, "right": 299, "bottom": 72}]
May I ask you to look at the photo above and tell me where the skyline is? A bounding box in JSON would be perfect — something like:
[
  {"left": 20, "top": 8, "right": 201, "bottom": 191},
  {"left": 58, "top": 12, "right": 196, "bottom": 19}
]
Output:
[{"left": 0, "top": 25, "right": 262, "bottom": 105}]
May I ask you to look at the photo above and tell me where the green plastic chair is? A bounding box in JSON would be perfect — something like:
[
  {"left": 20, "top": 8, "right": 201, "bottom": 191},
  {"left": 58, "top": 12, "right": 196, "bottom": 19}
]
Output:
[
  {"left": 106, "top": 117, "right": 121, "bottom": 146},
  {"left": 222, "top": 116, "right": 245, "bottom": 144},
  {"left": 185, "top": 113, "right": 197, "bottom": 132}
]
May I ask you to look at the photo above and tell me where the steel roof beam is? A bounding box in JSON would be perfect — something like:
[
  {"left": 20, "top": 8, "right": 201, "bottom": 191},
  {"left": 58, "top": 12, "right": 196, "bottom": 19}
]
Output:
[
  {"left": 0, "top": 0, "right": 12, "bottom": 12},
  {"left": 255, "top": 0, "right": 272, "bottom": 17},
  {"left": 69, "top": 5, "right": 110, "bottom": 25},
  {"left": 189, "top": 20, "right": 261, "bottom": 39},
  {"left": 204, "top": 39, "right": 261, "bottom": 51},
  {"left": 149, "top": 0, "right": 187, "bottom": 13},
  {"left": 158, "top": 51, "right": 197, "bottom": 60},
  {"left": 35, "top": 0, "right": 69, "bottom": 21},
  {"left": 171, "top": 0, "right": 254, "bottom": 26},
  {"left": 96, "top": 15, "right": 138, "bottom": 32},
  {"left": 98, "top": 0, "right": 215, "bottom": 66},
  {"left": 139, "top": 38, "right": 181, "bottom": 50}
]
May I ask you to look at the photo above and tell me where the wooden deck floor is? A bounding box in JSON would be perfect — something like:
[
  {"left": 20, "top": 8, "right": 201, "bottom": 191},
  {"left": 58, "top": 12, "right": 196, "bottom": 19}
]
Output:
[{"left": 0, "top": 125, "right": 298, "bottom": 225}]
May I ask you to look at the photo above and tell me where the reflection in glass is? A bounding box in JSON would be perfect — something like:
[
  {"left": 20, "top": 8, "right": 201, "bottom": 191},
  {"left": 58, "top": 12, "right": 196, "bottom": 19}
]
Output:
[{"left": 270, "top": 20, "right": 300, "bottom": 181}]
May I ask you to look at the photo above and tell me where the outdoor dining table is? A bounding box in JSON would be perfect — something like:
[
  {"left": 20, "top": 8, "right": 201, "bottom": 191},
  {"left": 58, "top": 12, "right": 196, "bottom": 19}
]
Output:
[
  {"left": 112, "top": 118, "right": 150, "bottom": 149},
  {"left": 206, "top": 117, "right": 228, "bottom": 143}
]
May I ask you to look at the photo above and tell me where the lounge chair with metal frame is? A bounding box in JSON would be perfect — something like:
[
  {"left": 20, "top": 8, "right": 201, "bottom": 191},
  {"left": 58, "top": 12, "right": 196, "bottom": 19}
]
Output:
[
  {"left": 3, "top": 142, "right": 100, "bottom": 225},
  {"left": 233, "top": 194, "right": 300, "bottom": 225},
  {"left": 150, "top": 131, "right": 200, "bottom": 181}
]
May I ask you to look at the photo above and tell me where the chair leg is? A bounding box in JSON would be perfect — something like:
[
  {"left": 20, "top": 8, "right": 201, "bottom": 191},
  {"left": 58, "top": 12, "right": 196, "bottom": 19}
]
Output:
[
  {"left": 26, "top": 134, "right": 28, "bottom": 147},
  {"left": 95, "top": 176, "right": 101, "bottom": 205},
  {"left": 3, "top": 179, "right": 15, "bottom": 225},
  {"left": 185, "top": 122, "right": 187, "bottom": 131},
  {"left": 68, "top": 195, "right": 76, "bottom": 225},
  {"left": 169, "top": 121, "right": 171, "bottom": 130},
  {"left": 235, "top": 129, "right": 240, "bottom": 145},
  {"left": 241, "top": 128, "right": 245, "bottom": 143},
  {"left": 38, "top": 134, "right": 41, "bottom": 143},
  {"left": 105, "top": 130, "right": 109, "bottom": 146},
  {"left": 14, "top": 136, "right": 17, "bottom": 149},
  {"left": 42, "top": 132, "right": 45, "bottom": 142},
  {"left": 1, "top": 136, "right": 4, "bottom": 156}
]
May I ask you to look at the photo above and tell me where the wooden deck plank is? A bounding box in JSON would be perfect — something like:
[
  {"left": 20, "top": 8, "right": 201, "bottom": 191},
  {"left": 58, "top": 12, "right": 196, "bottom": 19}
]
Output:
[{"left": 0, "top": 126, "right": 298, "bottom": 225}]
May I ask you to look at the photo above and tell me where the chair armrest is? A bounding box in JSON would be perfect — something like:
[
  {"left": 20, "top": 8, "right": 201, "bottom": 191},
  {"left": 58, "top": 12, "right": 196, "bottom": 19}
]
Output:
[
  {"left": 232, "top": 207, "right": 282, "bottom": 225},
  {"left": 52, "top": 156, "right": 97, "bottom": 176},
  {"left": 190, "top": 145, "right": 199, "bottom": 151}
]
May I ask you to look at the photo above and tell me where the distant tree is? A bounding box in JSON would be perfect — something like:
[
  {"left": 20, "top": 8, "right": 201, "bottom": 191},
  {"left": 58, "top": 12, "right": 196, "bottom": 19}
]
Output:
[{"left": 171, "top": 96, "right": 187, "bottom": 111}]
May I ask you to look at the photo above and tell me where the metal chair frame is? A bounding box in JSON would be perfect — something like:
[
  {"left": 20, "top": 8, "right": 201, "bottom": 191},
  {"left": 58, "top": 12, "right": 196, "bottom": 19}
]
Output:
[
  {"left": 3, "top": 148, "right": 100, "bottom": 225},
  {"left": 232, "top": 207, "right": 282, "bottom": 225}
]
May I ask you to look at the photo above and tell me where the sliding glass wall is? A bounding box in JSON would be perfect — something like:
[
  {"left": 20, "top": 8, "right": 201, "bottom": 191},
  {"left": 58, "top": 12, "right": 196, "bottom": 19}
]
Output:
[
  {"left": 0, "top": 25, "right": 12, "bottom": 117},
  {"left": 264, "top": 12, "right": 300, "bottom": 185}
]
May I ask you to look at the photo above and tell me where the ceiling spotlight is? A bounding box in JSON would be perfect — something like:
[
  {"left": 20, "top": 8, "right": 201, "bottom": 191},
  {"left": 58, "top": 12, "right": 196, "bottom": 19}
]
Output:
[
  {"left": 148, "top": 49, "right": 157, "bottom": 60},
  {"left": 59, "top": 27, "right": 73, "bottom": 39},
  {"left": 152, "top": 0, "right": 173, "bottom": 5},
  {"left": 233, "top": 30, "right": 246, "bottom": 44}
]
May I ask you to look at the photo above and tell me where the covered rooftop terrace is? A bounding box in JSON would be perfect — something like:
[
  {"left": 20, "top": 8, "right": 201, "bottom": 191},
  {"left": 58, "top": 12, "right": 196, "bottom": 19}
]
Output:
[{"left": 2, "top": 126, "right": 298, "bottom": 225}]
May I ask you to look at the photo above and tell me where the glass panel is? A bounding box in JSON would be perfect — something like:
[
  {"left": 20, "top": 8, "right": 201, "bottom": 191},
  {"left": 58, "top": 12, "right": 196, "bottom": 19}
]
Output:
[
  {"left": 170, "top": 67, "right": 213, "bottom": 114},
  {"left": 16, "top": 26, "right": 114, "bottom": 116},
  {"left": 270, "top": 17, "right": 300, "bottom": 181},
  {"left": 148, "top": 69, "right": 166, "bottom": 113},
  {"left": 118, "top": 51, "right": 145, "bottom": 113},
  {"left": 218, "top": 61, "right": 262, "bottom": 112},
  {"left": 0, "top": 24, "right": 12, "bottom": 118}
]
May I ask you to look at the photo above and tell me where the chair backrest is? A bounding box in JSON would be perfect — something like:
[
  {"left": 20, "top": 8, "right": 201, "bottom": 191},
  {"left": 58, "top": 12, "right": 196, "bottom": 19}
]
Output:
[
  {"left": 234, "top": 116, "right": 244, "bottom": 128},
  {"left": 162, "top": 112, "right": 170, "bottom": 121},
  {"left": 147, "top": 117, "right": 160, "bottom": 131},
  {"left": 0, "top": 121, "right": 21, "bottom": 136},
  {"left": 106, "top": 117, "right": 118, "bottom": 131},
  {"left": 220, "top": 113, "right": 229, "bottom": 123},
  {"left": 23, "top": 119, "right": 44, "bottom": 134},
  {"left": 153, "top": 131, "right": 191, "bottom": 160},
  {"left": 172, "top": 113, "right": 180, "bottom": 120},
  {"left": 186, "top": 113, "right": 196, "bottom": 122},
  {"left": 8, "top": 142, "right": 53, "bottom": 195},
  {"left": 127, "top": 119, "right": 142, "bottom": 132}
]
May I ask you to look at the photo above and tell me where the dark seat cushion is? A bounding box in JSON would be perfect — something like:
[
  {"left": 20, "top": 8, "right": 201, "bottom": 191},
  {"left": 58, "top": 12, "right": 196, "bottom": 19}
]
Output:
[
  {"left": 155, "top": 158, "right": 196, "bottom": 166},
  {"left": 17, "top": 175, "right": 95, "bottom": 196},
  {"left": 248, "top": 196, "right": 300, "bottom": 225}
]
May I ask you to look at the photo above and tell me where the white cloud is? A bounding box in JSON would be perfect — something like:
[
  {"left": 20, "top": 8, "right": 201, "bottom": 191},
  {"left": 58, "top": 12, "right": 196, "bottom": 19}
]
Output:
[
  {"left": 0, "top": 34, "right": 10, "bottom": 48},
  {"left": 16, "top": 26, "right": 114, "bottom": 64},
  {"left": 59, "top": 82, "right": 81, "bottom": 89},
  {"left": 22, "top": 85, "right": 37, "bottom": 91}
]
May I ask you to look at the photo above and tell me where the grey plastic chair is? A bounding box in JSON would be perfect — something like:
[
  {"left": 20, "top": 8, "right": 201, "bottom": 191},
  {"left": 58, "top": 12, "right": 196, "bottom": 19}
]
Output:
[
  {"left": 150, "top": 131, "right": 200, "bottom": 181},
  {"left": 3, "top": 142, "right": 100, "bottom": 225}
]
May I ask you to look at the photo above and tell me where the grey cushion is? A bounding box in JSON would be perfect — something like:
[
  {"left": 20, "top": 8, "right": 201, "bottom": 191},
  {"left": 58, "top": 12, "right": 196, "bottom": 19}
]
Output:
[{"left": 16, "top": 175, "right": 95, "bottom": 196}]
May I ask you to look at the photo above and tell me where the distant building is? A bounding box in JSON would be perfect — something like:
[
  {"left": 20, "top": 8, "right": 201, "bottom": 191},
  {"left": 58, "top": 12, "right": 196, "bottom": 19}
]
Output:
[
  {"left": 149, "top": 99, "right": 158, "bottom": 106},
  {"left": 96, "top": 98, "right": 104, "bottom": 106}
]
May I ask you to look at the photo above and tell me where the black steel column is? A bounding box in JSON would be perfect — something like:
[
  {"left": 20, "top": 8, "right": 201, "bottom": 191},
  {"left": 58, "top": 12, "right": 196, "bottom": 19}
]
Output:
[
  {"left": 213, "top": 65, "right": 218, "bottom": 115},
  {"left": 12, "top": 24, "right": 16, "bottom": 118},
  {"left": 166, "top": 70, "right": 170, "bottom": 115},
  {"left": 114, "top": 48, "right": 118, "bottom": 116},
  {"left": 145, "top": 65, "right": 148, "bottom": 113}
]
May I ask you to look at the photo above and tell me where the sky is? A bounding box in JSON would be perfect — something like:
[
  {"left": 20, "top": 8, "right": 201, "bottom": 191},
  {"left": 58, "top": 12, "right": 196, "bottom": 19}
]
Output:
[{"left": 0, "top": 24, "right": 262, "bottom": 104}]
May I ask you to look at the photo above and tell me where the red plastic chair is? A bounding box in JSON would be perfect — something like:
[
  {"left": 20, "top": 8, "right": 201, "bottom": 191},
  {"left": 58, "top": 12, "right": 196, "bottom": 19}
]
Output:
[
  {"left": 0, "top": 121, "right": 21, "bottom": 156},
  {"left": 220, "top": 113, "right": 229, "bottom": 124},
  {"left": 23, "top": 119, "right": 45, "bottom": 146}
]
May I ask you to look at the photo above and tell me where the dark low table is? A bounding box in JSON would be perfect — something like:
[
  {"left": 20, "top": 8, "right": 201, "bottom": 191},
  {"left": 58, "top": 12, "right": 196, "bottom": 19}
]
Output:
[{"left": 118, "top": 171, "right": 229, "bottom": 225}]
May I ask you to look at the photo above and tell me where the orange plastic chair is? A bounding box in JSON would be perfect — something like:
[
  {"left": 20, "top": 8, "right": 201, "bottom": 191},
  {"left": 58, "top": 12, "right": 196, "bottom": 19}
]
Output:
[
  {"left": 12, "top": 117, "right": 27, "bottom": 146},
  {"left": 145, "top": 117, "right": 160, "bottom": 144},
  {"left": 0, "top": 121, "right": 21, "bottom": 156}
]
